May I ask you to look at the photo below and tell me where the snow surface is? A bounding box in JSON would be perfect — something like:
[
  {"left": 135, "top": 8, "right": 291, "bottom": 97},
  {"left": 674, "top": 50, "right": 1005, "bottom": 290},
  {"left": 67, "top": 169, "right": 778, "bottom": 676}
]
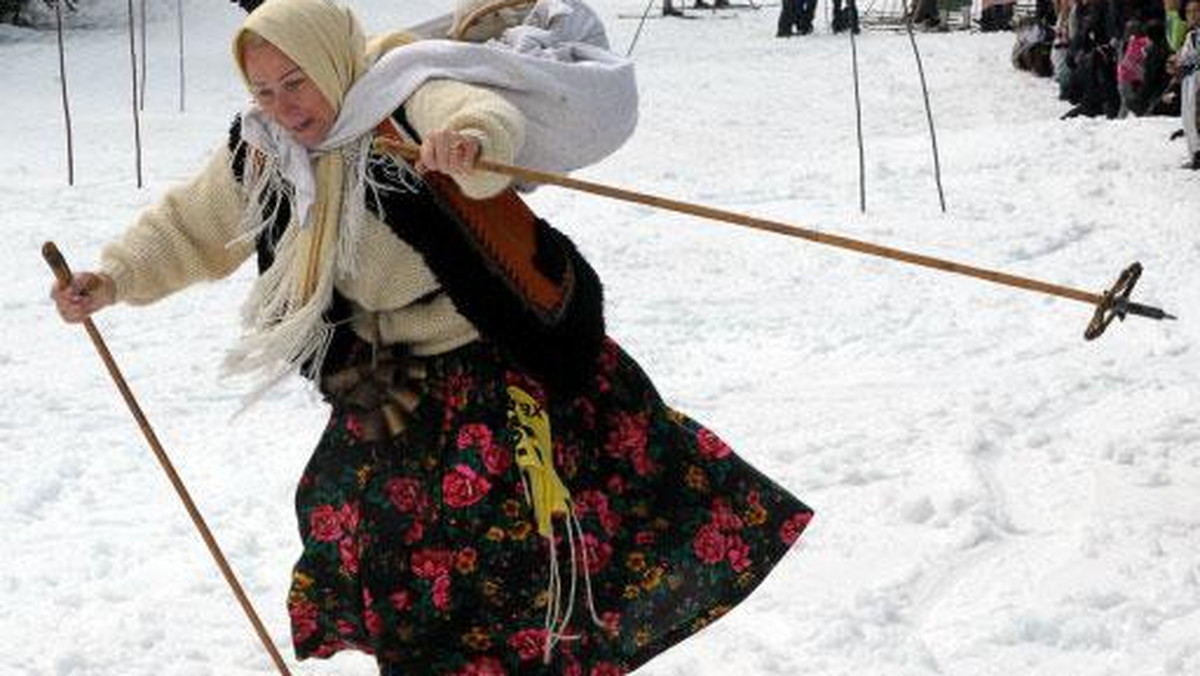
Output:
[{"left": 3, "top": 1, "right": 1199, "bottom": 674}]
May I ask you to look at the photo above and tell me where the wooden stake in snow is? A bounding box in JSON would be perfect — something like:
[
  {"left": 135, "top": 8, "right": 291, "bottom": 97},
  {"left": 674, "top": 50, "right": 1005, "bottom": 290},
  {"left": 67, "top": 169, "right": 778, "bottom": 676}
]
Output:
[
  {"left": 848, "top": 24, "right": 866, "bottom": 213},
  {"left": 53, "top": 0, "right": 75, "bottom": 186},
  {"left": 903, "top": 6, "right": 947, "bottom": 213},
  {"left": 126, "top": 0, "right": 144, "bottom": 188},
  {"left": 139, "top": 0, "right": 147, "bottom": 110},
  {"left": 177, "top": 0, "right": 186, "bottom": 112},
  {"left": 624, "top": 0, "right": 656, "bottom": 57}
]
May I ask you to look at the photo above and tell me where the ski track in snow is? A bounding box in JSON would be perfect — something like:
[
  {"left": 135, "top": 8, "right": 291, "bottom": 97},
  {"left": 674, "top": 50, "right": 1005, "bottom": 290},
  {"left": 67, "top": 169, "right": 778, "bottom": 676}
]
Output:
[{"left": 4, "top": 1, "right": 1200, "bottom": 675}]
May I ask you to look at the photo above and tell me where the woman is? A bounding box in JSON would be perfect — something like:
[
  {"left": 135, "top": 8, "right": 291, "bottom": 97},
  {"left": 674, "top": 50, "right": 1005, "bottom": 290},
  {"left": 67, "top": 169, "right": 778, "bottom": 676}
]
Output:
[{"left": 51, "top": 0, "right": 812, "bottom": 673}]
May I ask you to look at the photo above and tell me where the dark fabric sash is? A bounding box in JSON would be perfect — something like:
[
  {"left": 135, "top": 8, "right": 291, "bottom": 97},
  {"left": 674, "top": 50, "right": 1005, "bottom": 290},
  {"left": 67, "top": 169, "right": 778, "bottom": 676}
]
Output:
[{"left": 227, "top": 112, "right": 605, "bottom": 395}]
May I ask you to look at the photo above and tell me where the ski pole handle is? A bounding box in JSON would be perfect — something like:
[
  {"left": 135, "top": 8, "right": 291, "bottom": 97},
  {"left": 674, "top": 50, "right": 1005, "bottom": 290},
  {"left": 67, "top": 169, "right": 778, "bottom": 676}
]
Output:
[
  {"left": 44, "top": 241, "right": 104, "bottom": 296},
  {"left": 42, "top": 241, "right": 73, "bottom": 286}
]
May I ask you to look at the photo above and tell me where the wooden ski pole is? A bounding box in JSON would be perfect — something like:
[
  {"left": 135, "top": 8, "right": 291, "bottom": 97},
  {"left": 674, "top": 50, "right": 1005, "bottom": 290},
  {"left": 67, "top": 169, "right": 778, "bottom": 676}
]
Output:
[
  {"left": 379, "top": 140, "right": 1174, "bottom": 337},
  {"left": 42, "top": 242, "right": 293, "bottom": 676},
  {"left": 902, "top": 3, "right": 948, "bottom": 213}
]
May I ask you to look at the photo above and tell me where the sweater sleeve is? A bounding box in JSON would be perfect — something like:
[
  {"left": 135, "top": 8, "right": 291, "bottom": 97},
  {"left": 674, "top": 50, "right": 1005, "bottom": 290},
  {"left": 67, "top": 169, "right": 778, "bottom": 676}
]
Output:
[
  {"left": 405, "top": 78, "right": 527, "bottom": 200},
  {"left": 99, "top": 146, "right": 255, "bottom": 306}
]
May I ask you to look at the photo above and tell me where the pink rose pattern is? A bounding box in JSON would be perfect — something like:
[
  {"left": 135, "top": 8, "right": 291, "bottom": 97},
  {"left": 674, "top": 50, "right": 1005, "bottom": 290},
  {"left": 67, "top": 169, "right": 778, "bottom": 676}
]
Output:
[{"left": 287, "top": 339, "right": 812, "bottom": 674}]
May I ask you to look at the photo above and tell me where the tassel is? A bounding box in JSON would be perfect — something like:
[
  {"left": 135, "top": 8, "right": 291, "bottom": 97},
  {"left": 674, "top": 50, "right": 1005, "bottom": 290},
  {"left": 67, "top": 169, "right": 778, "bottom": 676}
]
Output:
[{"left": 505, "top": 385, "right": 608, "bottom": 664}]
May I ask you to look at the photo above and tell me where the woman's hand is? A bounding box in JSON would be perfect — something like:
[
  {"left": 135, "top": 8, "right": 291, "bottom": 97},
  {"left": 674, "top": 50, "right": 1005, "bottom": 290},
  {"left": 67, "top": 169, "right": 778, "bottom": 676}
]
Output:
[
  {"left": 50, "top": 272, "right": 116, "bottom": 324},
  {"left": 416, "top": 130, "right": 481, "bottom": 177}
]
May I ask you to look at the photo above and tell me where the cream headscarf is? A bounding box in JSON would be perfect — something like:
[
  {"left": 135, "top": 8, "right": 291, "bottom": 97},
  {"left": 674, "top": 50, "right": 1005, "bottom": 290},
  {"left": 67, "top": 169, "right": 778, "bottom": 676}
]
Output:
[
  {"left": 233, "top": 0, "right": 367, "bottom": 113},
  {"left": 224, "top": 0, "right": 415, "bottom": 401},
  {"left": 233, "top": 0, "right": 414, "bottom": 106}
]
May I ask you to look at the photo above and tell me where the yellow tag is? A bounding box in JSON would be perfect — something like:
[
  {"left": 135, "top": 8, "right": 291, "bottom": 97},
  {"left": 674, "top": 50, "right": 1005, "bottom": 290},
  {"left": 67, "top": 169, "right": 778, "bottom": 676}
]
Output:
[{"left": 506, "top": 385, "right": 571, "bottom": 538}]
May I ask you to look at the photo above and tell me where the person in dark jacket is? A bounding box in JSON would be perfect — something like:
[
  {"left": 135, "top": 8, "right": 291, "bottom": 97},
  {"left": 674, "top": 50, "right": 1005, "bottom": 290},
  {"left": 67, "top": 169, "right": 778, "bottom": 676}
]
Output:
[
  {"left": 1118, "top": 19, "right": 1173, "bottom": 115},
  {"left": 832, "top": 0, "right": 860, "bottom": 33},
  {"left": 910, "top": 0, "right": 942, "bottom": 29},
  {"left": 1062, "top": 0, "right": 1123, "bottom": 117},
  {"left": 777, "top": 0, "right": 817, "bottom": 35}
]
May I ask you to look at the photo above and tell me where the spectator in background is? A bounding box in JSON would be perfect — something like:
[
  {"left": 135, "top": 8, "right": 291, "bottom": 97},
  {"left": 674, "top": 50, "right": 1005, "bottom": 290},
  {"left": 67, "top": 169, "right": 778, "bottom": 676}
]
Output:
[
  {"left": 1158, "top": 0, "right": 1197, "bottom": 112},
  {"left": 1052, "top": 0, "right": 1079, "bottom": 97},
  {"left": 832, "top": 0, "right": 860, "bottom": 33},
  {"left": 911, "top": 0, "right": 942, "bottom": 30},
  {"left": 1036, "top": 0, "right": 1059, "bottom": 24},
  {"left": 1173, "top": 0, "right": 1200, "bottom": 166},
  {"left": 1013, "top": 18, "right": 1057, "bottom": 76},
  {"left": 980, "top": 0, "right": 1016, "bottom": 30},
  {"left": 1166, "top": 0, "right": 1190, "bottom": 49},
  {"left": 1062, "top": 0, "right": 1122, "bottom": 117},
  {"left": 797, "top": 0, "right": 819, "bottom": 33},
  {"left": 777, "top": 0, "right": 816, "bottom": 36},
  {"left": 1117, "top": 19, "right": 1173, "bottom": 115}
]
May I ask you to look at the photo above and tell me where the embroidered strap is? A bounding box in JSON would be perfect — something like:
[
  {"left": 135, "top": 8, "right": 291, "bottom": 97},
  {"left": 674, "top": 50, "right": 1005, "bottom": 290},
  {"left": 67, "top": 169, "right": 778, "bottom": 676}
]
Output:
[
  {"left": 506, "top": 384, "right": 606, "bottom": 663},
  {"left": 368, "top": 110, "right": 607, "bottom": 395},
  {"left": 373, "top": 118, "right": 571, "bottom": 323},
  {"left": 506, "top": 385, "right": 571, "bottom": 536}
]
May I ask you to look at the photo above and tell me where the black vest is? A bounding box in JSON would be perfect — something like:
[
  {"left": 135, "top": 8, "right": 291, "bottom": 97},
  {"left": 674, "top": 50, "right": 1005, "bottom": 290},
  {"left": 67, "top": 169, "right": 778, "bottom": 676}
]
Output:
[{"left": 227, "top": 111, "right": 605, "bottom": 396}]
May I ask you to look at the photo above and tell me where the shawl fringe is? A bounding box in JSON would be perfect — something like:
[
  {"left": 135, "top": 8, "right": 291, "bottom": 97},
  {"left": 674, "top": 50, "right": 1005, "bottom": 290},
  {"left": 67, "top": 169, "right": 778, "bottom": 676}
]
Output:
[{"left": 225, "top": 112, "right": 605, "bottom": 398}]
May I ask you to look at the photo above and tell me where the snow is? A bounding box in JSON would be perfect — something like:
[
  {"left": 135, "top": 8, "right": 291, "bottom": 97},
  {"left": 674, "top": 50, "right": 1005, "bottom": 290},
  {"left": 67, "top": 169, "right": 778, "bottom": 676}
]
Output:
[{"left": 3, "top": 1, "right": 1199, "bottom": 675}]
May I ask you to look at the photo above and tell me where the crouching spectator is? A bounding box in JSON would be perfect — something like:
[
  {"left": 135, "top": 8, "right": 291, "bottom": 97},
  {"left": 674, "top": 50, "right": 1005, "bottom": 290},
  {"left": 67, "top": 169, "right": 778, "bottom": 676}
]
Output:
[
  {"left": 1061, "top": 0, "right": 1122, "bottom": 118},
  {"left": 1013, "top": 19, "right": 1057, "bottom": 76},
  {"left": 1117, "top": 19, "right": 1173, "bottom": 115}
]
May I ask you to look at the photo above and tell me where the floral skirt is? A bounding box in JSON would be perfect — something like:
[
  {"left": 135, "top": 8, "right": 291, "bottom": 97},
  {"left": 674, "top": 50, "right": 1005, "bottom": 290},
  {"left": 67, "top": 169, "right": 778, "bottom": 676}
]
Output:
[{"left": 288, "top": 337, "right": 812, "bottom": 674}]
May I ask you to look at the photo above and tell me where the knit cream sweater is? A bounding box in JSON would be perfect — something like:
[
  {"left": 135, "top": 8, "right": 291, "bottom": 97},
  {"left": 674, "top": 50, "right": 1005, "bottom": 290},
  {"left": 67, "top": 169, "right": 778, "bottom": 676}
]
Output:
[{"left": 100, "top": 79, "right": 525, "bottom": 356}]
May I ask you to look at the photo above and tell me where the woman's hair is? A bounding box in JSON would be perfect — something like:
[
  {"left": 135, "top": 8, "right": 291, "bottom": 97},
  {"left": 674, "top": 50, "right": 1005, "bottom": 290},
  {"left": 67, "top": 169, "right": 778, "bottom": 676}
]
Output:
[
  {"left": 239, "top": 30, "right": 268, "bottom": 52},
  {"left": 234, "top": 29, "right": 269, "bottom": 71}
]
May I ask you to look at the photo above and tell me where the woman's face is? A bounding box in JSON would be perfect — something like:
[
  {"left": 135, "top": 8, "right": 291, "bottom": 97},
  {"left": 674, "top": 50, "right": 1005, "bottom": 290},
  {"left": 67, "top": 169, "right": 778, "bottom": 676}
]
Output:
[
  {"left": 243, "top": 41, "right": 336, "bottom": 149},
  {"left": 1188, "top": 1, "right": 1200, "bottom": 28}
]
